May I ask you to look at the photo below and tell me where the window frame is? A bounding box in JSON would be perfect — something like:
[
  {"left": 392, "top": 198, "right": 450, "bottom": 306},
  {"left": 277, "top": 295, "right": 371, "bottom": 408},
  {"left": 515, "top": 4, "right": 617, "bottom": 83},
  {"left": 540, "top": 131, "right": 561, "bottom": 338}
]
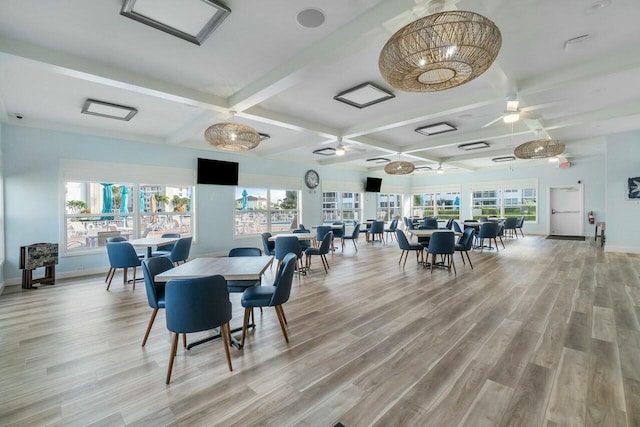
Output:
[{"left": 233, "top": 187, "right": 300, "bottom": 237}]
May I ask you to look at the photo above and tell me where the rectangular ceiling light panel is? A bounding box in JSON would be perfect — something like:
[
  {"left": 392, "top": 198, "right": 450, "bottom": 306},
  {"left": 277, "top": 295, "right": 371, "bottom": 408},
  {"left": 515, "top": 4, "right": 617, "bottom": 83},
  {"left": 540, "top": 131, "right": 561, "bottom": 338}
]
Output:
[
  {"left": 334, "top": 82, "right": 395, "bottom": 109},
  {"left": 415, "top": 122, "right": 457, "bottom": 136},
  {"left": 121, "top": 0, "right": 231, "bottom": 45},
  {"left": 81, "top": 99, "right": 138, "bottom": 121},
  {"left": 492, "top": 156, "right": 516, "bottom": 162},
  {"left": 458, "top": 141, "right": 490, "bottom": 151}
]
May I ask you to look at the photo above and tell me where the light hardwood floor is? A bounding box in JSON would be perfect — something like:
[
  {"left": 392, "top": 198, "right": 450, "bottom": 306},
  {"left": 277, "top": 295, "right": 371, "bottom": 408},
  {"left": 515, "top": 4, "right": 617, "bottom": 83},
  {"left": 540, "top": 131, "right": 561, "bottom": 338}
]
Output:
[{"left": 1, "top": 235, "right": 639, "bottom": 426}]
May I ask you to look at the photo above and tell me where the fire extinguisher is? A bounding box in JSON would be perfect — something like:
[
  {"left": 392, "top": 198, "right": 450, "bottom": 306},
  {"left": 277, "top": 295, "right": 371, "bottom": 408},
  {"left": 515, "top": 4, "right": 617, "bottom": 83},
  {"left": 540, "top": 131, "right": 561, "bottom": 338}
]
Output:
[{"left": 588, "top": 211, "right": 595, "bottom": 224}]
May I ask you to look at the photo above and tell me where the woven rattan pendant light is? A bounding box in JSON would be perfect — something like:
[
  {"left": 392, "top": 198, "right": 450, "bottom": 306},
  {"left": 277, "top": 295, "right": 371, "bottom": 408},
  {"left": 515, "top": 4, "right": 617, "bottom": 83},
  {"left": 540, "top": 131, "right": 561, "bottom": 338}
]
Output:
[
  {"left": 204, "top": 122, "right": 261, "bottom": 151},
  {"left": 379, "top": 10, "right": 502, "bottom": 92},
  {"left": 514, "top": 139, "right": 565, "bottom": 159},
  {"left": 384, "top": 160, "right": 415, "bottom": 175}
]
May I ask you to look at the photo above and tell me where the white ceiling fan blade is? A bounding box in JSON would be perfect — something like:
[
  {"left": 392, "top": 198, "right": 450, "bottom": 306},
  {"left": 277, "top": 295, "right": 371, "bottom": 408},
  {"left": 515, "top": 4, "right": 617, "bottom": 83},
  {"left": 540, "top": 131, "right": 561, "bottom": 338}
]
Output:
[
  {"left": 520, "top": 111, "right": 541, "bottom": 120},
  {"left": 482, "top": 115, "right": 504, "bottom": 128},
  {"left": 520, "top": 100, "right": 566, "bottom": 112}
]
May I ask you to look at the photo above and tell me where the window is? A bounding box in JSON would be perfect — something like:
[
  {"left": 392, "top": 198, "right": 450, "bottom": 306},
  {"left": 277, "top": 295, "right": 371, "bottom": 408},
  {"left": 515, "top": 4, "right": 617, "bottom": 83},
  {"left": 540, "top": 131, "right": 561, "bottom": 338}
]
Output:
[
  {"left": 322, "top": 191, "right": 361, "bottom": 224},
  {"left": 234, "top": 187, "right": 299, "bottom": 236},
  {"left": 411, "top": 190, "right": 460, "bottom": 219},
  {"left": 376, "top": 193, "right": 402, "bottom": 221},
  {"left": 471, "top": 180, "right": 537, "bottom": 221},
  {"left": 65, "top": 182, "right": 193, "bottom": 253}
]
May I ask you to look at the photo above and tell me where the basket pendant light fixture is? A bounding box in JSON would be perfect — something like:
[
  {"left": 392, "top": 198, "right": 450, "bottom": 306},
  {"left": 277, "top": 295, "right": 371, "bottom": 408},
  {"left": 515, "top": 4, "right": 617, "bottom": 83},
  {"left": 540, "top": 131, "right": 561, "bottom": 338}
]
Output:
[
  {"left": 204, "top": 119, "right": 261, "bottom": 151},
  {"left": 379, "top": 10, "right": 502, "bottom": 92},
  {"left": 384, "top": 159, "right": 415, "bottom": 175},
  {"left": 514, "top": 139, "right": 565, "bottom": 159}
]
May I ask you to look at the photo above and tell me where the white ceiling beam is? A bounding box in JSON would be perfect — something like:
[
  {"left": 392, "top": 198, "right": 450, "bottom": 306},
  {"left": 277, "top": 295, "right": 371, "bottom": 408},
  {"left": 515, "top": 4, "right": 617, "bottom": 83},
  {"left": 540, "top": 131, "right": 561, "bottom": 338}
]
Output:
[
  {"left": 543, "top": 99, "right": 640, "bottom": 130},
  {"left": 239, "top": 106, "right": 337, "bottom": 139},
  {"left": 441, "top": 147, "right": 514, "bottom": 162},
  {"left": 0, "top": 37, "right": 228, "bottom": 111}
]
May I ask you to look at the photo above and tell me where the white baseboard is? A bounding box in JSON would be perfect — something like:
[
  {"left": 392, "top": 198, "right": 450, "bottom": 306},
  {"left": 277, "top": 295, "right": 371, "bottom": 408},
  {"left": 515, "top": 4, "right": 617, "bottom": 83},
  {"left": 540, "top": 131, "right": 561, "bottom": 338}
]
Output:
[{"left": 604, "top": 245, "right": 640, "bottom": 254}]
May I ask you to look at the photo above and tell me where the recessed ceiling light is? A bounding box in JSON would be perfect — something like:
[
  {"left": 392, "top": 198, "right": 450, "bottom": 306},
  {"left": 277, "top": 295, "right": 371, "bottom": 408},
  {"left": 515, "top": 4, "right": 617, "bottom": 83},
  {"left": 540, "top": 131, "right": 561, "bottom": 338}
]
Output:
[
  {"left": 297, "top": 8, "right": 325, "bottom": 28},
  {"left": 564, "top": 34, "right": 591, "bottom": 51},
  {"left": 120, "top": 0, "right": 231, "bottom": 45},
  {"left": 415, "top": 122, "right": 457, "bottom": 136},
  {"left": 366, "top": 157, "right": 391, "bottom": 164},
  {"left": 81, "top": 99, "right": 137, "bottom": 121},
  {"left": 548, "top": 157, "right": 560, "bottom": 163},
  {"left": 312, "top": 147, "right": 336, "bottom": 156},
  {"left": 458, "top": 141, "right": 490, "bottom": 151},
  {"left": 492, "top": 156, "right": 516, "bottom": 162},
  {"left": 334, "top": 82, "right": 395, "bottom": 109},
  {"left": 585, "top": 0, "right": 611, "bottom": 14}
]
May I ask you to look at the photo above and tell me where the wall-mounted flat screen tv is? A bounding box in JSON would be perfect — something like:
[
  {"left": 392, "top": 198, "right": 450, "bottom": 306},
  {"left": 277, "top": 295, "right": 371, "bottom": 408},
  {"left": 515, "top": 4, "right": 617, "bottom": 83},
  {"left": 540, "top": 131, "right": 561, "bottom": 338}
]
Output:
[
  {"left": 365, "top": 177, "right": 382, "bottom": 192},
  {"left": 197, "top": 158, "right": 239, "bottom": 186}
]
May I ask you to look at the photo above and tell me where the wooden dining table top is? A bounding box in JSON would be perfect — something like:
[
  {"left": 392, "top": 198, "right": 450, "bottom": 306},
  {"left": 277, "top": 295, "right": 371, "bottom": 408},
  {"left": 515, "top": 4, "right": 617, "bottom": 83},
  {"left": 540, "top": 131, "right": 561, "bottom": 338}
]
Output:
[
  {"left": 408, "top": 229, "right": 461, "bottom": 237},
  {"left": 155, "top": 256, "right": 273, "bottom": 282},
  {"left": 268, "top": 233, "right": 315, "bottom": 241}
]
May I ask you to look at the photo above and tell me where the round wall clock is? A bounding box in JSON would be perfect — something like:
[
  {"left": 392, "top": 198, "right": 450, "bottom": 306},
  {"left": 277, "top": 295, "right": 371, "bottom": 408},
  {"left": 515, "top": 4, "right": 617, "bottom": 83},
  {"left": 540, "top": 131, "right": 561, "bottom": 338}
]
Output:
[{"left": 304, "top": 169, "right": 320, "bottom": 189}]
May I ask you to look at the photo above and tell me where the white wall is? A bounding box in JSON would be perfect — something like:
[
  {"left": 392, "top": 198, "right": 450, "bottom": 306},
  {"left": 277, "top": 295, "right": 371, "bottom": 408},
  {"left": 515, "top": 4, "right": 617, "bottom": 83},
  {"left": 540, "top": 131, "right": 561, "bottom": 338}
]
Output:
[{"left": 605, "top": 130, "right": 640, "bottom": 253}]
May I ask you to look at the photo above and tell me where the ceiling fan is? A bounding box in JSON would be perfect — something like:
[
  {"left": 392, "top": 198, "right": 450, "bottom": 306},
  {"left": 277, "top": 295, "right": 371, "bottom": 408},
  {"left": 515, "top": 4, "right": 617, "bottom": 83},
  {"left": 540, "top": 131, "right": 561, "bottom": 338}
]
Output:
[
  {"left": 481, "top": 99, "right": 542, "bottom": 128},
  {"left": 319, "top": 137, "right": 366, "bottom": 156}
]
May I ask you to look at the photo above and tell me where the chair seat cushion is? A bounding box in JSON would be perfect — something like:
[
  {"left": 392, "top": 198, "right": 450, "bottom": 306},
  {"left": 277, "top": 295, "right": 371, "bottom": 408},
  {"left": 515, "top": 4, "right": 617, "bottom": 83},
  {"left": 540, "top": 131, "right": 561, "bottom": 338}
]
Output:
[
  {"left": 407, "top": 244, "right": 423, "bottom": 250},
  {"left": 304, "top": 247, "right": 321, "bottom": 256},
  {"left": 241, "top": 285, "right": 275, "bottom": 307},
  {"left": 227, "top": 279, "right": 260, "bottom": 294},
  {"left": 455, "top": 243, "right": 465, "bottom": 250}
]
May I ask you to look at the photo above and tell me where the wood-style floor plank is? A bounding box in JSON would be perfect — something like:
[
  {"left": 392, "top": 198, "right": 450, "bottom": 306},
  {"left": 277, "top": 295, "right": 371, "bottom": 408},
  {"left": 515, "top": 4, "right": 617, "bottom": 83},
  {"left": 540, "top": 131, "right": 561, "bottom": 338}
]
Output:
[{"left": 0, "top": 235, "right": 638, "bottom": 426}]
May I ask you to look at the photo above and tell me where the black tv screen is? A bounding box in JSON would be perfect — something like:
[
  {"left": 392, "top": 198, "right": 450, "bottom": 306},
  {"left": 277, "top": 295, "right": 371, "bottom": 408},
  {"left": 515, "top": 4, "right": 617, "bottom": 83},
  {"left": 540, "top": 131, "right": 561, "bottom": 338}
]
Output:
[
  {"left": 365, "top": 177, "right": 382, "bottom": 192},
  {"left": 197, "top": 158, "right": 239, "bottom": 186}
]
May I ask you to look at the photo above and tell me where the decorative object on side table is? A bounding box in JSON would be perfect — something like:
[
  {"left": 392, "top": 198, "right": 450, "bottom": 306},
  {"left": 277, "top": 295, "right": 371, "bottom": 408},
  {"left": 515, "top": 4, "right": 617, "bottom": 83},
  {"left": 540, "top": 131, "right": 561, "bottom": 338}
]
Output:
[{"left": 20, "top": 243, "right": 58, "bottom": 289}]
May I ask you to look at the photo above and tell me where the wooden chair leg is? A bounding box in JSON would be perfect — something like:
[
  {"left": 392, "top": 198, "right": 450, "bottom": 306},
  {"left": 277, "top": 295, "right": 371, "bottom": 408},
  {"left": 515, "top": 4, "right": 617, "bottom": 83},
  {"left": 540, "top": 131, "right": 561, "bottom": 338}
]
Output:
[
  {"left": 105, "top": 267, "right": 113, "bottom": 283},
  {"left": 241, "top": 308, "right": 251, "bottom": 347},
  {"left": 275, "top": 305, "right": 289, "bottom": 343},
  {"left": 451, "top": 255, "right": 456, "bottom": 275},
  {"left": 430, "top": 254, "right": 435, "bottom": 273},
  {"left": 132, "top": 267, "right": 137, "bottom": 290},
  {"left": 353, "top": 239, "right": 358, "bottom": 252},
  {"left": 183, "top": 333, "right": 187, "bottom": 348},
  {"left": 106, "top": 268, "right": 116, "bottom": 290},
  {"left": 466, "top": 251, "right": 473, "bottom": 269},
  {"left": 123, "top": 268, "right": 128, "bottom": 285},
  {"left": 398, "top": 250, "right": 404, "bottom": 265},
  {"left": 279, "top": 306, "right": 287, "bottom": 325},
  {"left": 142, "top": 308, "right": 158, "bottom": 347},
  {"left": 166, "top": 332, "right": 179, "bottom": 384},
  {"left": 459, "top": 251, "right": 466, "bottom": 265},
  {"left": 220, "top": 323, "right": 233, "bottom": 372}
]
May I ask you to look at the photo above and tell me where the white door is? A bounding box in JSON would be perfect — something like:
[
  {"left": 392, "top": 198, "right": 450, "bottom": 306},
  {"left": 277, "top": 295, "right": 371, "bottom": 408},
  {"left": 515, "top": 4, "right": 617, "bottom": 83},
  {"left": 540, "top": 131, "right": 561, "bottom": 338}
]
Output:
[{"left": 550, "top": 186, "right": 583, "bottom": 236}]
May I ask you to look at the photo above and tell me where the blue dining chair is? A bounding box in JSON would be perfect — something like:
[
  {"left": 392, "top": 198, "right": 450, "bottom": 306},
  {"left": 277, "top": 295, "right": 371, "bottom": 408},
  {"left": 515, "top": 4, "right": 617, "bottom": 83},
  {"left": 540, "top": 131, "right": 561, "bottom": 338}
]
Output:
[
  {"left": 342, "top": 222, "right": 361, "bottom": 252},
  {"left": 152, "top": 233, "right": 180, "bottom": 256},
  {"left": 226, "top": 247, "right": 263, "bottom": 293},
  {"left": 158, "top": 236, "right": 192, "bottom": 265},
  {"left": 426, "top": 231, "right": 456, "bottom": 274},
  {"left": 141, "top": 256, "right": 175, "bottom": 346},
  {"left": 395, "top": 229, "right": 423, "bottom": 267},
  {"left": 105, "top": 242, "right": 142, "bottom": 291},
  {"left": 332, "top": 222, "right": 346, "bottom": 250},
  {"left": 384, "top": 218, "right": 398, "bottom": 242},
  {"left": 368, "top": 220, "right": 385, "bottom": 244},
  {"left": 516, "top": 216, "right": 525, "bottom": 237},
  {"left": 455, "top": 228, "right": 475, "bottom": 269},
  {"left": 452, "top": 220, "right": 463, "bottom": 234},
  {"left": 421, "top": 218, "right": 438, "bottom": 229},
  {"left": 292, "top": 229, "right": 311, "bottom": 251},
  {"left": 240, "top": 253, "right": 296, "bottom": 347},
  {"left": 165, "top": 275, "right": 233, "bottom": 383},
  {"left": 261, "top": 232, "right": 276, "bottom": 256},
  {"left": 477, "top": 221, "right": 499, "bottom": 252},
  {"left": 304, "top": 231, "right": 332, "bottom": 273},
  {"left": 275, "top": 236, "right": 303, "bottom": 276}
]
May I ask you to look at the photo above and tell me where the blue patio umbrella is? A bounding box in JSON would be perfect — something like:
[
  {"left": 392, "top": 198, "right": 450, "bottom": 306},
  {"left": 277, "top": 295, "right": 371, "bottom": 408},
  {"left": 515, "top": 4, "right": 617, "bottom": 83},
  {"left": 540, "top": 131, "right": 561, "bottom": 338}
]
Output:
[
  {"left": 242, "top": 189, "right": 248, "bottom": 211},
  {"left": 454, "top": 196, "right": 460, "bottom": 206},
  {"left": 120, "top": 186, "right": 129, "bottom": 213},
  {"left": 140, "top": 190, "right": 145, "bottom": 213},
  {"left": 101, "top": 183, "right": 113, "bottom": 220}
]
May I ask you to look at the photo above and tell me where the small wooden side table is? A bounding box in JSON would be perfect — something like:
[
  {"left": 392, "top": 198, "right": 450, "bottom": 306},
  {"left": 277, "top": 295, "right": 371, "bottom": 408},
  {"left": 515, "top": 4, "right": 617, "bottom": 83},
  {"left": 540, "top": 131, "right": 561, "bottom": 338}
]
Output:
[{"left": 20, "top": 243, "right": 58, "bottom": 289}]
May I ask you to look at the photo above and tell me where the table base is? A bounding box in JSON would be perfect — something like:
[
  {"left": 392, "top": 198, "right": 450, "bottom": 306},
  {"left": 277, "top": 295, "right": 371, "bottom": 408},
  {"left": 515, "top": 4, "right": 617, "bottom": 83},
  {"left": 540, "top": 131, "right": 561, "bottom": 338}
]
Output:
[{"left": 187, "top": 323, "right": 255, "bottom": 351}]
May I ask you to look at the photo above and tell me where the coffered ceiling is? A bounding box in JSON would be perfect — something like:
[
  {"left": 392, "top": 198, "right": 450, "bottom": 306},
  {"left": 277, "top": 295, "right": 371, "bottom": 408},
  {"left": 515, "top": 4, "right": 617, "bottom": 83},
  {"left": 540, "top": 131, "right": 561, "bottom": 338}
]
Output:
[{"left": 1, "top": 0, "right": 639, "bottom": 174}]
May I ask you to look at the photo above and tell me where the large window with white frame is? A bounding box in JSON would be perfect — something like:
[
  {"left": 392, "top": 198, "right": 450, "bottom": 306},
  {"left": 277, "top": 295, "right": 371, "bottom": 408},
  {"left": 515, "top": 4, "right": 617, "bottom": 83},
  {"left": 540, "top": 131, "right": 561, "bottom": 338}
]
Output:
[
  {"left": 62, "top": 159, "right": 195, "bottom": 254},
  {"left": 322, "top": 191, "right": 361, "bottom": 224},
  {"left": 411, "top": 186, "right": 461, "bottom": 219},
  {"left": 234, "top": 187, "right": 299, "bottom": 236},
  {"left": 471, "top": 179, "right": 537, "bottom": 221},
  {"left": 376, "top": 193, "right": 402, "bottom": 221}
]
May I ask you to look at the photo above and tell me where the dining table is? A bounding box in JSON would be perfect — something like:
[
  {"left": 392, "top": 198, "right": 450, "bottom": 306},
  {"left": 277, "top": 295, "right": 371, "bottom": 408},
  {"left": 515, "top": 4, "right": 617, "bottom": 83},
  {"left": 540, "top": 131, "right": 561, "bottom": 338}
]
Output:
[
  {"left": 129, "top": 236, "right": 181, "bottom": 258},
  {"left": 155, "top": 255, "right": 274, "bottom": 350},
  {"left": 268, "top": 233, "right": 316, "bottom": 242}
]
